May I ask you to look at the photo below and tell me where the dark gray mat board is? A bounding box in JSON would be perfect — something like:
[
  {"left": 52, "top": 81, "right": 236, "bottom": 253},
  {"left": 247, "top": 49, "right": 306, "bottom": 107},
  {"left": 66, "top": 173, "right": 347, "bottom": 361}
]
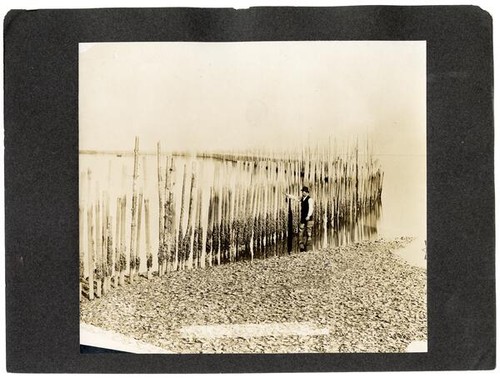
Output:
[{"left": 4, "top": 6, "right": 495, "bottom": 372}]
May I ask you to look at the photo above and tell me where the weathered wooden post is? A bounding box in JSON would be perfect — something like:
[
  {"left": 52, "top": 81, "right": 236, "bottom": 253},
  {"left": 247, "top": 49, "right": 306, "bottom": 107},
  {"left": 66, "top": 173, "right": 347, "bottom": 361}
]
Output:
[
  {"left": 243, "top": 181, "right": 251, "bottom": 259},
  {"left": 79, "top": 170, "right": 85, "bottom": 301},
  {"left": 199, "top": 187, "right": 207, "bottom": 269},
  {"left": 129, "top": 137, "right": 140, "bottom": 283},
  {"left": 222, "top": 186, "right": 229, "bottom": 262},
  {"left": 229, "top": 184, "right": 236, "bottom": 262},
  {"left": 136, "top": 192, "right": 143, "bottom": 277},
  {"left": 95, "top": 189, "right": 102, "bottom": 298},
  {"left": 101, "top": 193, "right": 107, "bottom": 296},
  {"left": 249, "top": 184, "right": 258, "bottom": 260},
  {"left": 287, "top": 194, "right": 293, "bottom": 254},
  {"left": 256, "top": 184, "right": 263, "bottom": 258},
  {"left": 262, "top": 183, "right": 268, "bottom": 256},
  {"left": 113, "top": 197, "right": 120, "bottom": 288},
  {"left": 355, "top": 139, "right": 359, "bottom": 218},
  {"left": 163, "top": 157, "right": 176, "bottom": 273},
  {"left": 176, "top": 163, "right": 188, "bottom": 271},
  {"left": 101, "top": 193, "right": 109, "bottom": 293},
  {"left": 87, "top": 204, "right": 95, "bottom": 300},
  {"left": 170, "top": 158, "right": 178, "bottom": 272},
  {"left": 322, "top": 175, "right": 328, "bottom": 249},
  {"left": 142, "top": 155, "right": 148, "bottom": 275},
  {"left": 216, "top": 169, "right": 223, "bottom": 265},
  {"left": 186, "top": 162, "right": 197, "bottom": 270},
  {"left": 272, "top": 183, "right": 278, "bottom": 256},
  {"left": 193, "top": 188, "right": 201, "bottom": 268},
  {"left": 119, "top": 196, "right": 127, "bottom": 286},
  {"left": 103, "top": 192, "right": 111, "bottom": 295},
  {"left": 157, "top": 143, "right": 165, "bottom": 274},
  {"left": 145, "top": 198, "right": 153, "bottom": 279},
  {"left": 206, "top": 187, "right": 214, "bottom": 267},
  {"left": 86, "top": 171, "right": 94, "bottom": 299}
]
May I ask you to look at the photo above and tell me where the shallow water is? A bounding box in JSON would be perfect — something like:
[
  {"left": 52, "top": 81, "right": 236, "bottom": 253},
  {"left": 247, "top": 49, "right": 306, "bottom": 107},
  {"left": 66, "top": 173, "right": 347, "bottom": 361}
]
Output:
[{"left": 377, "top": 154, "right": 426, "bottom": 240}]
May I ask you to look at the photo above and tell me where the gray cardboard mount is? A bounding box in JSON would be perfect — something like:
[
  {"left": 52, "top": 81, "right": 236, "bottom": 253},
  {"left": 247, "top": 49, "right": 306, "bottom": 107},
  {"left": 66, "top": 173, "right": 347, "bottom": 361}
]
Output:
[{"left": 4, "top": 6, "right": 495, "bottom": 372}]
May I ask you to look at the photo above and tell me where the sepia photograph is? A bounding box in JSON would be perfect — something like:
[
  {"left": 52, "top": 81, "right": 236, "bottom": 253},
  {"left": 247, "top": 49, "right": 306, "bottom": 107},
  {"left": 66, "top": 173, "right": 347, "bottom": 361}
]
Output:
[{"left": 78, "top": 41, "right": 427, "bottom": 354}]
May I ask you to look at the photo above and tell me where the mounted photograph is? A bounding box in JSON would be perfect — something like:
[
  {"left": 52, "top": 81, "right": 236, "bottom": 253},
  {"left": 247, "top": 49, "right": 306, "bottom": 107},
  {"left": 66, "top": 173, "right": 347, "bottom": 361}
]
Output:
[{"left": 78, "top": 41, "right": 427, "bottom": 354}]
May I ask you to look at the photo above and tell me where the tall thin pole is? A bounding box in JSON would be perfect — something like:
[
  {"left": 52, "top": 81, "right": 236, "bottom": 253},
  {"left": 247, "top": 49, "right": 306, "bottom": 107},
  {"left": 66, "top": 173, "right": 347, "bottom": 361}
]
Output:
[
  {"left": 186, "top": 162, "right": 197, "bottom": 270},
  {"left": 95, "top": 186, "right": 102, "bottom": 297},
  {"left": 164, "top": 157, "right": 176, "bottom": 274},
  {"left": 136, "top": 192, "right": 144, "bottom": 275},
  {"left": 87, "top": 190, "right": 94, "bottom": 300},
  {"left": 114, "top": 197, "right": 120, "bottom": 288},
  {"left": 129, "top": 137, "right": 140, "bottom": 282},
  {"left": 119, "top": 197, "right": 127, "bottom": 286},
  {"left": 177, "top": 164, "right": 188, "bottom": 271},
  {"left": 157, "top": 142, "right": 164, "bottom": 273},
  {"left": 145, "top": 198, "right": 152, "bottom": 279}
]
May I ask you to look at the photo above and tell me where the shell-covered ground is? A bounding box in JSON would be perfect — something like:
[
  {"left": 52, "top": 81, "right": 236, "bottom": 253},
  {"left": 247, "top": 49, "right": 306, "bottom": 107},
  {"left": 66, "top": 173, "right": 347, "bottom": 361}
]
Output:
[{"left": 80, "top": 237, "right": 427, "bottom": 353}]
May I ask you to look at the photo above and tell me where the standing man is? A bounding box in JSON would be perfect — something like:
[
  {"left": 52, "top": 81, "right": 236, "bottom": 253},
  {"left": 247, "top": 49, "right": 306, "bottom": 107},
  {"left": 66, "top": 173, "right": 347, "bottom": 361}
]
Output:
[{"left": 286, "top": 186, "right": 314, "bottom": 252}]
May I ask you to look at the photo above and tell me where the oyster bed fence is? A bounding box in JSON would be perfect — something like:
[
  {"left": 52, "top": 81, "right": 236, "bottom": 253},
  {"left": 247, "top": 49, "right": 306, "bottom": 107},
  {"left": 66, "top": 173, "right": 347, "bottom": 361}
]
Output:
[{"left": 79, "top": 138, "right": 383, "bottom": 300}]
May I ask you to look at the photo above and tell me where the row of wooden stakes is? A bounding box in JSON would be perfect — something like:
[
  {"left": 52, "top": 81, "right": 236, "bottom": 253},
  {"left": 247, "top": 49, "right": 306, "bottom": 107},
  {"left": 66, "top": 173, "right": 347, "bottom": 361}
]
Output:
[{"left": 80, "top": 137, "right": 384, "bottom": 301}]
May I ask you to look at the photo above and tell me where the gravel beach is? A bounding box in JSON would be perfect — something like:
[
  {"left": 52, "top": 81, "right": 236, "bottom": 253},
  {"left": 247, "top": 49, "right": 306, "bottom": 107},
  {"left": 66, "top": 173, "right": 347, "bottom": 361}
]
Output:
[{"left": 80, "top": 237, "right": 427, "bottom": 353}]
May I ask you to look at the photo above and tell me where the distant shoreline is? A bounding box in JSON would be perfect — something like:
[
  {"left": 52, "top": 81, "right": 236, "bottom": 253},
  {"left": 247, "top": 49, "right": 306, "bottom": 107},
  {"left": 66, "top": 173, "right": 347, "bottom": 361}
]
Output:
[
  {"left": 80, "top": 150, "right": 153, "bottom": 156},
  {"left": 79, "top": 150, "right": 417, "bottom": 158}
]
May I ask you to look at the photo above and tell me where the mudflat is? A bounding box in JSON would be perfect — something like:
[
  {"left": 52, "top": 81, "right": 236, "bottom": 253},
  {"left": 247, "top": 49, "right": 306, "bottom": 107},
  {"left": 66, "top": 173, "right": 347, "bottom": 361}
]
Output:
[{"left": 80, "top": 237, "right": 427, "bottom": 353}]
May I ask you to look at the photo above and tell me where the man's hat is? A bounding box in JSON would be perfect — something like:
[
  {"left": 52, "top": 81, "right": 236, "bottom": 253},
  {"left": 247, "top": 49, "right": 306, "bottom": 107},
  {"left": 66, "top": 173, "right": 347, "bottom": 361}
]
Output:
[{"left": 301, "top": 186, "right": 309, "bottom": 193}]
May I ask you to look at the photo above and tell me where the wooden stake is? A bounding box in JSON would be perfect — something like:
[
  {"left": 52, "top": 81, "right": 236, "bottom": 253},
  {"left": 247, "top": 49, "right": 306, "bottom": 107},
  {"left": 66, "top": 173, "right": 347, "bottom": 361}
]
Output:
[
  {"left": 200, "top": 187, "right": 207, "bottom": 269},
  {"left": 177, "top": 163, "right": 188, "bottom": 271},
  {"left": 129, "top": 137, "right": 140, "bottom": 283},
  {"left": 79, "top": 170, "right": 86, "bottom": 302},
  {"left": 216, "top": 168, "right": 222, "bottom": 265},
  {"left": 119, "top": 196, "right": 126, "bottom": 286},
  {"left": 113, "top": 197, "right": 120, "bottom": 288},
  {"left": 186, "top": 162, "right": 197, "bottom": 270},
  {"left": 103, "top": 192, "right": 111, "bottom": 295},
  {"left": 95, "top": 189, "right": 102, "bottom": 298},
  {"left": 229, "top": 184, "right": 236, "bottom": 262},
  {"left": 157, "top": 143, "right": 164, "bottom": 271},
  {"left": 87, "top": 204, "right": 94, "bottom": 300},
  {"left": 164, "top": 157, "right": 176, "bottom": 274},
  {"left": 136, "top": 192, "right": 143, "bottom": 276},
  {"left": 145, "top": 198, "right": 153, "bottom": 279},
  {"left": 250, "top": 184, "right": 258, "bottom": 260},
  {"left": 206, "top": 187, "right": 214, "bottom": 267}
]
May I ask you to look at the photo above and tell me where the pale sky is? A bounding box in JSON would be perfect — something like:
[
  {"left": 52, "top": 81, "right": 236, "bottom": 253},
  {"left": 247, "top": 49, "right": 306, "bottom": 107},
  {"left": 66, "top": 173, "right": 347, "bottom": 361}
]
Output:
[{"left": 79, "top": 41, "right": 426, "bottom": 155}]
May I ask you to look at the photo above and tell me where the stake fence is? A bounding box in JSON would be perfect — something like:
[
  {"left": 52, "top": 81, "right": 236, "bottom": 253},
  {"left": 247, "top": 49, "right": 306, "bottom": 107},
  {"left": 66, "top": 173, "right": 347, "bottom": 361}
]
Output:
[{"left": 80, "top": 137, "right": 383, "bottom": 300}]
